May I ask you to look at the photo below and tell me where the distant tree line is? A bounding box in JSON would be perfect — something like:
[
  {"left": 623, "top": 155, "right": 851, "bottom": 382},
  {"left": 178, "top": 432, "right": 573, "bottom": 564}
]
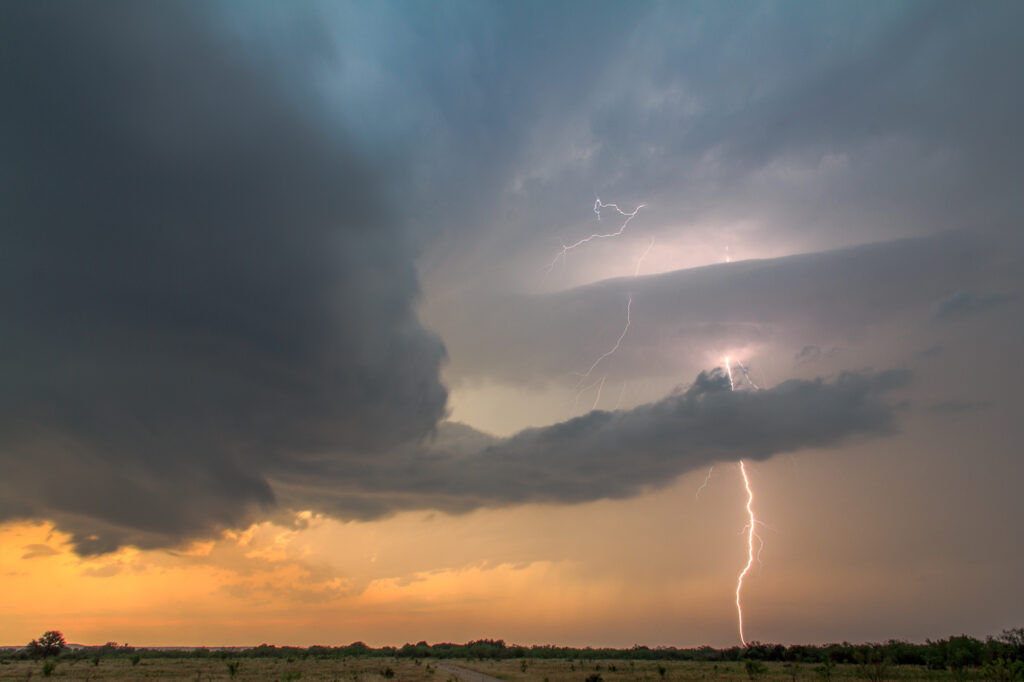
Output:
[{"left": 6, "top": 627, "right": 1024, "bottom": 676}]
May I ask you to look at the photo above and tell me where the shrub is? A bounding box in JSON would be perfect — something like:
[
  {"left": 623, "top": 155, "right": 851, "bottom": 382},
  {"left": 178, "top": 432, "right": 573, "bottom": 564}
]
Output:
[
  {"left": 41, "top": 659, "right": 57, "bottom": 677},
  {"left": 815, "top": 657, "right": 835, "bottom": 680},
  {"left": 744, "top": 659, "right": 767, "bottom": 680}
]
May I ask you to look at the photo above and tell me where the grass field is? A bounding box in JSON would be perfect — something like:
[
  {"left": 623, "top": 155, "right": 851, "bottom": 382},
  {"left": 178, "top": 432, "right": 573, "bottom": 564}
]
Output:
[{"left": 0, "top": 656, "right": 980, "bottom": 681}]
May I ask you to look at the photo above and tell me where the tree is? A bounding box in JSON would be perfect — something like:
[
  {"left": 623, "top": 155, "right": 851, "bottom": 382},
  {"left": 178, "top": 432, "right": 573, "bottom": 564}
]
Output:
[{"left": 27, "top": 631, "right": 67, "bottom": 658}]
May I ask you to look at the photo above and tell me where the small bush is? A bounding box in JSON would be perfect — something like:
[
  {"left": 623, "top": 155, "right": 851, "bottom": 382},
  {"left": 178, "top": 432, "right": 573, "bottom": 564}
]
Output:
[
  {"left": 226, "top": 659, "right": 241, "bottom": 678},
  {"left": 981, "top": 657, "right": 1024, "bottom": 682},
  {"left": 41, "top": 659, "right": 57, "bottom": 677},
  {"left": 382, "top": 666, "right": 395, "bottom": 679},
  {"left": 744, "top": 659, "right": 767, "bottom": 680},
  {"left": 131, "top": 653, "right": 141, "bottom": 666},
  {"left": 584, "top": 675, "right": 603, "bottom": 682}
]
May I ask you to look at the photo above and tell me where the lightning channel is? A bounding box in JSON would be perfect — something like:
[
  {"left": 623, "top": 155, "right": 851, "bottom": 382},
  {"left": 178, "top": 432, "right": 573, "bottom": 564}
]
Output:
[
  {"left": 574, "top": 294, "right": 632, "bottom": 390},
  {"left": 548, "top": 198, "right": 645, "bottom": 271},
  {"left": 695, "top": 466, "right": 714, "bottom": 499},
  {"left": 634, "top": 236, "right": 656, "bottom": 277},
  {"left": 735, "top": 358, "right": 760, "bottom": 390},
  {"left": 591, "top": 375, "right": 607, "bottom": 410},
  {"left": 736, "top": 460, "right": 756, "bottom": 647}
]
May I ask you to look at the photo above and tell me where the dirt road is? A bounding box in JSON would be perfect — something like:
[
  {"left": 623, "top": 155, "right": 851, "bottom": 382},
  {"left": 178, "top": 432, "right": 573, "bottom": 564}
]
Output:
[{"left": 435, "top": 661, "right": 505, "bottom": 682}]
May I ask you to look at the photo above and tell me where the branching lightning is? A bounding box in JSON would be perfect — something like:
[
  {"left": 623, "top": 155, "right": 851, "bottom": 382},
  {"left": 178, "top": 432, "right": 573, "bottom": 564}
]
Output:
[
  {"left": 735, "top": 358, "right": 760, "bottom": 390},
  {"left": 548, "top": 198, "right": 645, "bottom": 271},
  {"left": 550, "top": 193, "right": 777, "bottom": 646}
]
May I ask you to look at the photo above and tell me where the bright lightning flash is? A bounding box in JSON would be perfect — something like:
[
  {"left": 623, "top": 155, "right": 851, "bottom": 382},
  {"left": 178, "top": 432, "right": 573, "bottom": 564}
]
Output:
[
  {"left": 724, "top": 356, "right": 765, "bottom": 646},
  {"left": 736, "top": 460, "right": 756, "bottom": 647}
]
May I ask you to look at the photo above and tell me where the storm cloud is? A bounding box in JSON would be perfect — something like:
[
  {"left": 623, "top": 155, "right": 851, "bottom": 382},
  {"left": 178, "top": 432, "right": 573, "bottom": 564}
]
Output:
[
  {"left": 0, "top": 3, "right": 447, "bottom": 553},
  {"left": 1, "top": 2, "right": 1018, "bottom": 557},
  {"left": 273, "top": 369, "right": 910, "bottom": 520}
]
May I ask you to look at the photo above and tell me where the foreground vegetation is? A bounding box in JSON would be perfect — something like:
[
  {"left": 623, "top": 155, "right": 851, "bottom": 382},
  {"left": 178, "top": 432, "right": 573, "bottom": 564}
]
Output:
[{"left": 1, "top": 628, "right": 1021, "bottom": 680}]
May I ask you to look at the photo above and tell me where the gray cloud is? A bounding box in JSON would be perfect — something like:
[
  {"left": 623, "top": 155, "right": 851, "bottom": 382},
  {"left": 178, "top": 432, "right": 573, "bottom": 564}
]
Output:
[
  {"left": 20, "top": 544, "right": 61, "bottom": 560},
  {"left": 436, "top": 233, "right": 991, "bottom": 388},
  {"left": 933, "top": 290, "right": 1018, "bottom": 320},
  {"left": 794, "top": 346, "right": 821, "bottom": 365},
  {"left": 927, "top": 400, "right": 991, "bottom": 415},
  {"left": 273, "top": 369, "right": 910, "bottom": 519}
]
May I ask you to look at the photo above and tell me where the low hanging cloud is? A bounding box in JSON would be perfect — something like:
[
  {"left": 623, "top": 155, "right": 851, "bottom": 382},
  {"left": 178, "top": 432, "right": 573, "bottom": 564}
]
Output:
[{"left": 271, "top": 368, "right": 911, "bottom": 521}]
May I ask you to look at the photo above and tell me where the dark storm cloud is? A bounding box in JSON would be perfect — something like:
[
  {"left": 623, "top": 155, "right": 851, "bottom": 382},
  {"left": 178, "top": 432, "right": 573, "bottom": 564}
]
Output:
[
  {"left": 273, "top": 369, "right": 910, "bottom": 518},
  {"left": 0, "top": 3, "right": 446, "bottom": 553}
]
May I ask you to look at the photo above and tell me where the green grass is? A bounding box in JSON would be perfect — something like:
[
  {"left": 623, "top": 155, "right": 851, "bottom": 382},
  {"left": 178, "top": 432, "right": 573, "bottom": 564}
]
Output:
[{"left": 0, "top": 657, "right": 980, "bottom": 681}]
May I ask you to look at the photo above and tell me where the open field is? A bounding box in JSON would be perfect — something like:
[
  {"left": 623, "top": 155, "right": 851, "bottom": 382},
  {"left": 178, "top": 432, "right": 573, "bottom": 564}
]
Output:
[{"left": 0, "top": 656, "right": 987, "bottom": 681}]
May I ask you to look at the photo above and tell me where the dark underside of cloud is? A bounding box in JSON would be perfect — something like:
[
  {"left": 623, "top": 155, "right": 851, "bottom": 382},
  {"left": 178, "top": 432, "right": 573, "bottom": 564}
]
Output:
[
  {"left": 0, "top": 3, "right": 916, "bottom": 555},
  {"left": 272, "top": 369, "right": 911, "bottom": 520}
]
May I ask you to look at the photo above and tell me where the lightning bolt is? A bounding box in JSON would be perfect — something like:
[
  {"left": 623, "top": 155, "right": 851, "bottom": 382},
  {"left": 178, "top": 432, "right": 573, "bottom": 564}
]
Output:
[
  {"left": 695, "top": 466, "right": 714, "bottom": 499},
  {"left": 573, "top": 374, "right": 608, "bottom": 410},
  {"left": 723, "top": 356, "right": 766, "bottom": 646},
  {"left": 591, "top": 375, "right": 607, "bottom": 410},
  {"left": 634, "top": 236, "right": 656, "bottom": 277},
  {"left": 735, "top": 358, "right": 760, "bottom": 390},
  {"left": 574, "top": 294, "right": 631, "bottom": 390},
  {"left": 736, "top": 460, "right": 756, "bottom": 647},
  {"left": 614, "top": 381, "right": 627, "bottom": 410},
  {"left": 548, "top": 198, "right": 645, "bottom": 271}
]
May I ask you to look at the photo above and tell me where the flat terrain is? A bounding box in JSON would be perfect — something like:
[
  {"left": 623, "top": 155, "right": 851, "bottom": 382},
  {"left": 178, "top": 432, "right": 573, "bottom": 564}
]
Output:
[{"left": 0, "top": 656, "right": 975, "bottom": 681}]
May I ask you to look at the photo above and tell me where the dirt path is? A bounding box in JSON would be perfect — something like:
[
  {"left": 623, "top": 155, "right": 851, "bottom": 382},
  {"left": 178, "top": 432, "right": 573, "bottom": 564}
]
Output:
[{"left": 435, "top": 661, "right": 506, "bottom": 682}]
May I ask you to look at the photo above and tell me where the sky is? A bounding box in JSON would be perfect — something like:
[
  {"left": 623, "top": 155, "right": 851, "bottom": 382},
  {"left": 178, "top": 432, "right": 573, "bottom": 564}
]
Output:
[{"left": 1, "top": 0, "right": 1022, "bottom": 649}]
